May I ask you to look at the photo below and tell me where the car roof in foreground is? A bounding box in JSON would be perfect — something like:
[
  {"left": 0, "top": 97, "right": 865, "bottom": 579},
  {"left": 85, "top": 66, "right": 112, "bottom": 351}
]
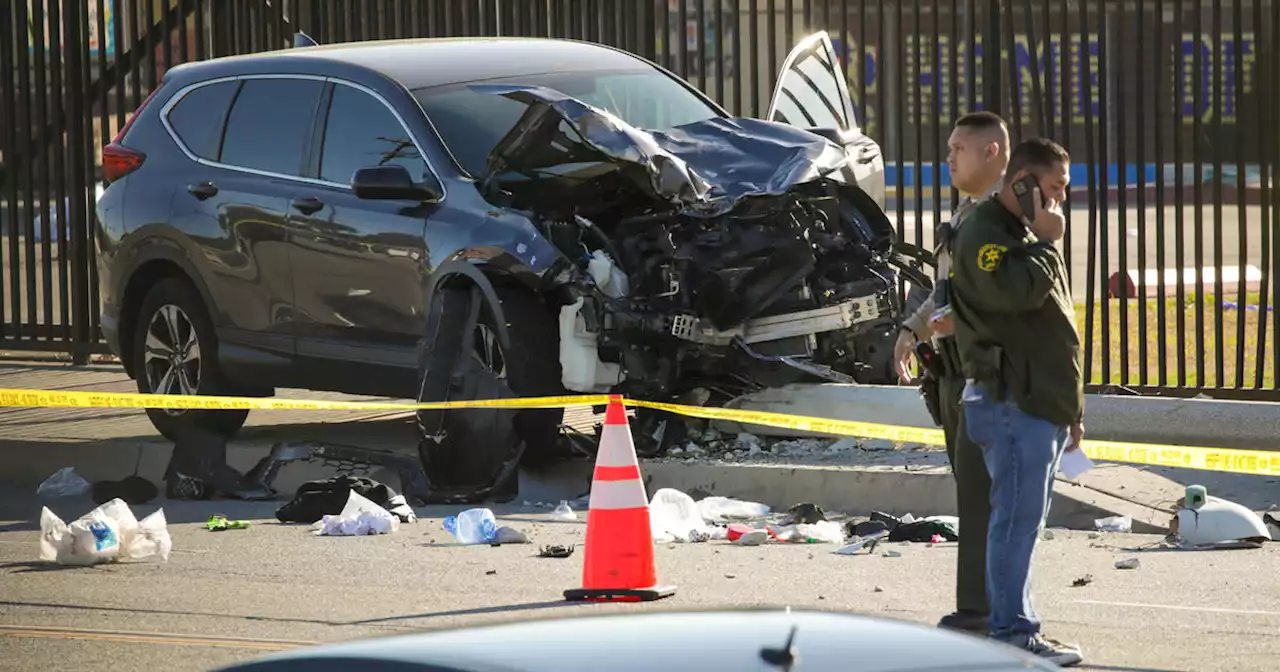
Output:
[
  {"left": 168, "top": 37, "right": 656, "bottom": 91},
  {"left": 217, "top": 609, "right": 1055, "bottom": 672}
]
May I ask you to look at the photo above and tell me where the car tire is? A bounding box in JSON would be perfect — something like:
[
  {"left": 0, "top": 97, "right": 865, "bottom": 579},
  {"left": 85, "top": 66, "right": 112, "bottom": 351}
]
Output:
[
  {"left": 416, "top": 285, "right": 566, "bottom": 499},
  {"left": 132, "top": 277, "right": 250, "bottom": 441}
]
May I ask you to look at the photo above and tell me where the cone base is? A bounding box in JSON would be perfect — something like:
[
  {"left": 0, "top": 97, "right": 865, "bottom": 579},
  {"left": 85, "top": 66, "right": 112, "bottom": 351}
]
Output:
[{"left": 563, "top": 584, "right": 677, "bottom": 603}]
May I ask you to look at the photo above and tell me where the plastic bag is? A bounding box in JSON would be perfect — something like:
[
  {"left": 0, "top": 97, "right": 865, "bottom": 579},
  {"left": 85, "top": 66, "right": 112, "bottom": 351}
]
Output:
[
  {"left": 649, "top": 488, "right": 710, "bottom": 543},
  {"left": 697, "top": 496, "right": 770, "bottom": 524},
  {"left": 37, "top": 467, "right": 91, "bottom": 499},
  {"left": 39, "top": 498, "right": 171, "bottom": 566},
  {"left": 313, "top": 490, "right": 400, "bottom": 536},
  {"left": 549, "top": 501, "right": 578, "bottom": 522}
]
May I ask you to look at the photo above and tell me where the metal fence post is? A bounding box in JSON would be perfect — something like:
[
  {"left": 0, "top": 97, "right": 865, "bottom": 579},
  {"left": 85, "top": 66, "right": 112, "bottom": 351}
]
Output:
[{"left": 983, "top": 0, "right": 1001, "bottom": 114}]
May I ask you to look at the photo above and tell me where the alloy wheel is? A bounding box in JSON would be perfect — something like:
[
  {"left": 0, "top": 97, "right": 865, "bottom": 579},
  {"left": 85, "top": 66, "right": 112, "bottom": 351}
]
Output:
[{"left": 143, "top": 304, "right": 201, "bottom": 416}]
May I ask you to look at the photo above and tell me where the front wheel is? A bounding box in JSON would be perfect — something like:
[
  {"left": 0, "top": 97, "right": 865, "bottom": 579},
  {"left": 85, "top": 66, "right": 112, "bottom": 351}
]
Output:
[{"left": 132, "top": 277, "right": 250, "bottom": 440}]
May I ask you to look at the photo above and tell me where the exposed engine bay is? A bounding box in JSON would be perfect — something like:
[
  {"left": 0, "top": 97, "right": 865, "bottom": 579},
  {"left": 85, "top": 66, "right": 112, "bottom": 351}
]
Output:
[{"left": 481, "top": 84, "right": 930, "bottom": 408}]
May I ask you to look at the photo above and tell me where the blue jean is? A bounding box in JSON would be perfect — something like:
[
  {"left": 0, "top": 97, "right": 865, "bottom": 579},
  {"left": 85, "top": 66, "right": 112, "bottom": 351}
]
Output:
[{"left": 961, "top": 381, "right": 1068, "bottom": 642}]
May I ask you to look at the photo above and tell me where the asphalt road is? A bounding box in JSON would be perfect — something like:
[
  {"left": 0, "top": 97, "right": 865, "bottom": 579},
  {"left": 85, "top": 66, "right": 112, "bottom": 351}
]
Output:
[{"left": 1, "top": 495, "right": 1276, "bottom": 672}]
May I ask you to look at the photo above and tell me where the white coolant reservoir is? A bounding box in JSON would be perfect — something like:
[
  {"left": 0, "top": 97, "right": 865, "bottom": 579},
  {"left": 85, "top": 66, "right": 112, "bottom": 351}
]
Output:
[
  {"left": 587, "top": 250, "right": 629, "bottom": 299},
  {"left": 558, "top": 297, "right": 622, "bottom": 393}
]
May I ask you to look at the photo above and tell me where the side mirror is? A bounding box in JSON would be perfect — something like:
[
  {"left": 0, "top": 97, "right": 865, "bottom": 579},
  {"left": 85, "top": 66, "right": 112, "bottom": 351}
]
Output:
[{"left": 351, "top": 165, "right": 443, "bottom": 202}]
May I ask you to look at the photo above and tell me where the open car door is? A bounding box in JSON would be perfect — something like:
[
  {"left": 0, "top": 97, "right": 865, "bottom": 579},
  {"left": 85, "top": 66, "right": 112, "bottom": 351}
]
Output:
[{"left": 767, "top": 31, "right": 886, "bottom": 209}]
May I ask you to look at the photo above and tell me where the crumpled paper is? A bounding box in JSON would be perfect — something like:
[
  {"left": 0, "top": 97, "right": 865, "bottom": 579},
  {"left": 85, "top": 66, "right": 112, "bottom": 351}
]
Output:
[
  {"left": 312, "top": 490, "right": 400, "bottom": 536},
  {"left": 40, "top": 498, "right": 171, "bottom": 566}
]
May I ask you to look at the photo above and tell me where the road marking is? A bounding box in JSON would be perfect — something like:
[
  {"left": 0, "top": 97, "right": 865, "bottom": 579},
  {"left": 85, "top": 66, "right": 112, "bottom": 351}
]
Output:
[
  {"left": 0, "top": 624, "right": 317, "bottom": 651},
  {"left": 1075, "top": 600, "right": 1280, "bottom": 617}
]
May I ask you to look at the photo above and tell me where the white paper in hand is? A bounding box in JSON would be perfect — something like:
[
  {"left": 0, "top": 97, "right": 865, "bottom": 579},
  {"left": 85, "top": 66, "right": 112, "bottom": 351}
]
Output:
[{"left": 1059, "top": 447, "right": 1094, "bottom": 479}]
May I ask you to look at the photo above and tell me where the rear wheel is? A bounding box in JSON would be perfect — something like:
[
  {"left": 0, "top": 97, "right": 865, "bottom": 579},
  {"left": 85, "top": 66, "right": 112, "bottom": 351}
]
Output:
[{"left": 132, "top": 277, "right": 250, "bottom": 440}]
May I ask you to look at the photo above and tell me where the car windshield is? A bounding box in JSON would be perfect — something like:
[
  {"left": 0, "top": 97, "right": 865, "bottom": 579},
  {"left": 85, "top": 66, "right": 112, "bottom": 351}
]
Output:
[{"left": 412, "top": 68, "right": 721, "bottom": 178}]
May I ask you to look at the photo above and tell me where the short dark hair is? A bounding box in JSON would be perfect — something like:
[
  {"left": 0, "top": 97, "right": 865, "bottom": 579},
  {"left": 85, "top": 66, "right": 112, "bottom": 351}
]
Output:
[
  {"left": 1008, "top": 137, "right": 1070, "bottom": 176},
  {"left": 954, "top": 111, "right": 1007, "bottom": 133}
]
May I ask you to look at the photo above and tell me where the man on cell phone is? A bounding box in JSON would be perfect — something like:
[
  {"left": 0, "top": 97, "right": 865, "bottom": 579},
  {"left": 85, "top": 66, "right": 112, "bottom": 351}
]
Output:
[
  {"left": 893, "top": 111, "right": 1009, "bottom": 635},
  {"left": 947, "top": 137, "right": 1084, "bottom": 667}
]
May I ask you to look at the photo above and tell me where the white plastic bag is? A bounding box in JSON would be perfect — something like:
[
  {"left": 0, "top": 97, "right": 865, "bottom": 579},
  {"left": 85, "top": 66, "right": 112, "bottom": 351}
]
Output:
[
  {"left": 39, "top": 498, "right": 171, "bottom": 566},
  {"left": 37, "top": 467, "right": 91, "bottom": 499},
  {"left": 649, "top": 488, "right": 710, "bottom": 543},
  {"left": 697, "top": 496, "right": 771, "bottom": 524},
  {"left": 313, "top": 490, "right": 400, "bottom": 536}
]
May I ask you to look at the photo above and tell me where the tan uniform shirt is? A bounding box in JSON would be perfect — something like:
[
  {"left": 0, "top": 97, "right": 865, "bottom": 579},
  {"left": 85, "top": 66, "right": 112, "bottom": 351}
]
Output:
[{"left": 902, "top": 178, "right": 1004, "bottom": 342}]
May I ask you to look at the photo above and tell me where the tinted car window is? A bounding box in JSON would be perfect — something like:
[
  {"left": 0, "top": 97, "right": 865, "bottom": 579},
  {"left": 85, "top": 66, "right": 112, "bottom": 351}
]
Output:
[
  {"left": 319, "top": 84, "right": 426, "bottom": 185},
  {"left": 413, "top": 69, "right": 719, "bottom": 177},
  {"left": 166, "top": 80, "right": 239, "bottom": 160},
  {"left": 220, "top": 78, "right": 324, "bottom": 176}
]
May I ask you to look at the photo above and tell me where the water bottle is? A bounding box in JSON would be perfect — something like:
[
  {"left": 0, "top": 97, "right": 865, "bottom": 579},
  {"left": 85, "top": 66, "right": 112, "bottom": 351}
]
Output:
[{"left": 442, "top": 508, "right": 498, "bottom": 544}]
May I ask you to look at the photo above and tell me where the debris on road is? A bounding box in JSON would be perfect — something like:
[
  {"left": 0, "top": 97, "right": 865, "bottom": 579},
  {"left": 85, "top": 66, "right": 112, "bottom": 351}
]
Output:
[
  {"left": 549, "top": 501, "right": 578, "bottom": 522},
  {"left": 538, "top": 544, "right": 575, "bottom": 558},
  {"left": 91, "top": 475, "right": 158, "bottom": 506},
  {"left": 313, "top": 490, "right": 400, "bottom": 536},
  {"left": 1115, "top": 558, "right": 1141, "bottom": 570},
  {"left": 650, "top": 488, "right": 712, "bottom": 543},
  {"left": 698, "top": 495, "right": 771, "bottom": 523},
  {"left": 492, "top": 526, "right": 531, "bottom": 545},
  {"left": 278, "top": 475, "right": 416, "bottom": 525},
  {"left": 1095, "top": 515, "right": 1133, "bottom": 533},
  {"left": 206, "top": 515, "right": 250, "bottom": 531},
  {"left": 37, "top": 467, "right": 91, "bottom": 499},
  {"left": 1073, "top": 575, "right": 1094, "bottom": 587},
  {"left": 770, "top": 521, "right": 845, "bottom": 544},
  {"left": 443, "top": 508, "right": 498, "bottom": 545},
  {"left": 39, "top": 498, "right": 171, "bottom": 567},
  {"left": 1168, "top": 485, "right": 1271, "bottom": 550},
  {"left": 780, "top": 502, "right": 826, "bottom": 525},
  {"left": 834, "top": 530, "right": 889, "bottom": 555}
]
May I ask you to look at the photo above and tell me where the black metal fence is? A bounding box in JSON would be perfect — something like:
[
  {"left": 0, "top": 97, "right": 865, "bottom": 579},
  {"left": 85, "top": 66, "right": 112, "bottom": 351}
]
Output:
[{"left": 2, "top": 0, "right": 1277, "bottom": 401}]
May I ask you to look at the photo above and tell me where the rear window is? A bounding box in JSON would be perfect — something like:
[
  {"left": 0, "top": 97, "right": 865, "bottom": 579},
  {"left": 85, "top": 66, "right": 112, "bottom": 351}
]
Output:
[
  {"left": 220, "top": 78, "right": 324, "bottom": 176},
  {"left": 413, "top": 69, "right": 720, "bottom": 177},
  {"left": 166, "top": 80, "right": 239, "bottom": 160}
]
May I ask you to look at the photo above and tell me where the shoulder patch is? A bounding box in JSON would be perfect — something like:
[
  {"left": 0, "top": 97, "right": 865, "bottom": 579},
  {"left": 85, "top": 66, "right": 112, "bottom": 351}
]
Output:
[{"left": 976, "top": 243, "right": 1008, "bottom": 272}]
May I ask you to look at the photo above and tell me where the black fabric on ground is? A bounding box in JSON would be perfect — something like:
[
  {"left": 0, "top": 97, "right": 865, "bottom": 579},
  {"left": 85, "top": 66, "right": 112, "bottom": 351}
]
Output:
[{"left": 275, "top": 475, "right": 400, "bottom": 523}]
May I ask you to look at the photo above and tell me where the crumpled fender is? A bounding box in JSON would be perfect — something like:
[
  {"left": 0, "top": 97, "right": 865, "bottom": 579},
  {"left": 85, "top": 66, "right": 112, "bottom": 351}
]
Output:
[{"left": 422, "top": 261, "right": 511, "bottom": 353}]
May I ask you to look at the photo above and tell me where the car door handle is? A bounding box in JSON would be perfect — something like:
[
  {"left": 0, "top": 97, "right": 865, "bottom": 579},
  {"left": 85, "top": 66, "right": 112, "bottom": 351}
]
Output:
[
  {"left": 187, "top": 181, "right": 218, "bottom": 200},
  {"left": 290, "top": 197, "right": 324, "bottom": 215}
]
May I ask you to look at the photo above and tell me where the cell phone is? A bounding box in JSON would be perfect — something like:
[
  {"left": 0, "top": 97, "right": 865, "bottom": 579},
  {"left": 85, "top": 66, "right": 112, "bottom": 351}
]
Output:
[{"left": 1010, "top": 174, "right": 1046, "bottom": 222}]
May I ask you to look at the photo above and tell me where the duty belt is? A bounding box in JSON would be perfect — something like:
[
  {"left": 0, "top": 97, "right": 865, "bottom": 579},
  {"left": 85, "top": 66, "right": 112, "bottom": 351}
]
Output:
[{"left": 936, "top": 335, "right": 963, "bottom": 380}]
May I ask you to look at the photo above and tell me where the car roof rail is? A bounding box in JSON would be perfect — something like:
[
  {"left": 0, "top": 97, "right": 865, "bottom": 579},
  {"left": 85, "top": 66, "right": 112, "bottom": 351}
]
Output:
[{"left": 293, "top": 32, "right": 319, "bottom": 48}]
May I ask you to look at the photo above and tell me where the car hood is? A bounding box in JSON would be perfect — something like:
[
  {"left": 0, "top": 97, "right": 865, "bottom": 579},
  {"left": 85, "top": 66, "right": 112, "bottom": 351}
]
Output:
[{"left": 476, "top": 83, "right": 852, "bottom": 219}]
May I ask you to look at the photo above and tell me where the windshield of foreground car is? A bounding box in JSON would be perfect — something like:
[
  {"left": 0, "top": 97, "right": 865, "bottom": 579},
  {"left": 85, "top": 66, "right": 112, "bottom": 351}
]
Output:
[{"left": 412, "top": 68, "right": 722, "bottom": 178}]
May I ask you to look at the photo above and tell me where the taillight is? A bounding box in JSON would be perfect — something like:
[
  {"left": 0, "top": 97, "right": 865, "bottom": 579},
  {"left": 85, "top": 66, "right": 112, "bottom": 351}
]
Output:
[
  {"left": 102, "top": 87, "right": 161, "bottom": 183},
  {"left": 102, "top": 143, "right": 146, "bottom": 182}
]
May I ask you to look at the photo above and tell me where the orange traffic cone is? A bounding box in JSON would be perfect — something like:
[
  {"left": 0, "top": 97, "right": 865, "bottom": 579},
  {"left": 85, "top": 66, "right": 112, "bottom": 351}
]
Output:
[{"left": 564, "top": 395, "right": 676, "bottom": 602}]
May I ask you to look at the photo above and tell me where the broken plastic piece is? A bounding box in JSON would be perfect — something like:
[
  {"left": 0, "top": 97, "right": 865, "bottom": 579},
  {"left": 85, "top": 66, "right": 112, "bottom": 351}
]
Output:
[
  {"left": 1095, "top": 515, "right": 1132, "bottom": 533},
  {"left": 1072, "top": 574, "right": 1094, "bottom": 587},
  {"left": 697, "top": 496, "right": 771, "bottom": 523},
  {"left": 834, "top": 530, "right": 888, "bottom": 555},
  {"left": 538, "top": 544, "right": 575, "bottom": 558},
  {"left": 1115, "top": 558, "right": 1140, "bottom": 570},
  {"left": 206, "top": 515, "right": 250, "bottom": 531},
  {"left": 443, "top": 508, "right": 498, "bottom": 544},
  {"left": 492, "top": 526, "right": 531, "bottom": 545},
  {"left": 37, "top": 467, "right": 91, "bottom": 499}
]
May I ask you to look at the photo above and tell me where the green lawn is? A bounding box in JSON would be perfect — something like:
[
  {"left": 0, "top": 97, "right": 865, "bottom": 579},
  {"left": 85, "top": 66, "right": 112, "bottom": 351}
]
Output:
[{"left": 1077, "top": 292, "right": 1277, "bottom": 389}]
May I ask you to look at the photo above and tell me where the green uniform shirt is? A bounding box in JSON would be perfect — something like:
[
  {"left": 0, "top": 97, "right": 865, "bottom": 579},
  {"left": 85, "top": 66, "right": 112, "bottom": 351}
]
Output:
[{"left": 949, "top": 198, "right": 1084, "bottom": 427}]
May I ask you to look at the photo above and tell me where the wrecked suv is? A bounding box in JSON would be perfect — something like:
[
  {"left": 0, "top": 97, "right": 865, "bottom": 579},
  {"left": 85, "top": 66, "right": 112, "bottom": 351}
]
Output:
[{"left": 96, "top": 35, "right": 929, "bottom": 501}]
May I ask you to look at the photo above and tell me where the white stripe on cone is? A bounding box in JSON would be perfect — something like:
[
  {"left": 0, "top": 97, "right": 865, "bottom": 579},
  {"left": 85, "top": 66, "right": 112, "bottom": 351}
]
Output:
[
  {"left": 595, "top": 423, "right": 640, "bottom": 468},
  {"left": 588, "top": 478, "right": 650, "bottom": 511}
]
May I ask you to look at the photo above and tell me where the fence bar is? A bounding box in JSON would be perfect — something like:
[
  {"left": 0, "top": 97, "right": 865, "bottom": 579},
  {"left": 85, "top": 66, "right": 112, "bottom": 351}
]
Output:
[
  {"left": 1231, "top": 0, "right": 1246, "bottom": 387},
  {"left": 1, "top": 0, "right": 16, "bottom": 341},
  {"left": 1136, "top": 0, "right": 1149, "bottom": 385},
  {"left": 1081, "top": 0, "right": 1098, "bottom": 386},
  {"left": 1174, "top": 0, "right": 1187, "bottom": 387},
  {"left": 1154, "top": 0, "right": 1167, "bottom": 386},
  {"left": 1258, "top": 0, "right": 1275, "bottom": 387},
  {"left": 1116, "top": 2, "right": 1131, "bottom": 385}
]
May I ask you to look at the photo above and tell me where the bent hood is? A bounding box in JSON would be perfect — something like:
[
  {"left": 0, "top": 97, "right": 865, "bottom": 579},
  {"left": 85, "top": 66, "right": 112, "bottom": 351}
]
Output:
[{"left": 476, "top": 83, "right": 851, "bottom": 219}]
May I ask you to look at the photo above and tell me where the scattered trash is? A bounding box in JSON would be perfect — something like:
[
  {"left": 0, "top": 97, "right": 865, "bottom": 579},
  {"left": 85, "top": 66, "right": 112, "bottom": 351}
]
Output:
[
  {"left": 538, "top": 544, "right": 575, "bottom": 558},
  {"left": 1115, "top": 558, "right": 1141, "bottom": 570},
  {"left": 874, "top": 586, "right": 884, "bottom": 593},
  {"left": 728, "top": 525, "right": 771, "bottom": 546},
  {"left": 845, "top": 520, "right": 891, "bottom": 538},
  {"left": 37, "top": 467, "right": 91, "bottom": 499},
  {"left": 39, "top": 498, "right": 171, "bottom": 566},
  {"left": 1072, "top": 575, "right": 1094, "bottom": 587},
  {"left": 724, "top": 573, "right": 737, "bottom": 579},
  {"left": 834, "top": 530, "right": 889, "bottom": 555},
  {"left": 206, "top": 515, "right": 250, "bottom": 531},
  {"left": 278, "top": 475, "right": 416, "bottom": 525},
  {"left": 697, "top": 496, "right": 770, "bottom": 523},
  {"left": 781, "top": 502, "right": 826, "bottom": 525},
  {"left": 442, "top": 508, "right": 498, "bottom": 545},
  {"left": 492, "top": 526, "right": 531, "bottom": 545},
  {"left": 313, "top": 490, "right": 400, "bottom": 536},
  {"left": 91, "top": 476, "right": 158, "bottom": 506},
  {"left": 649, "top": 488, "right": 711, "bottom": 543},
  {"left": 549, "top": 500, "right": 578, "bottom": 522},
  {"left": 770, "top": 520, "right": 845, "bottom": 544},
  {"left": 1265, "top": 513, "right": 1280, "bottom": 542},
  {"left": 485, "top": 569, "right": 497, "bottom": 575},
  {"left": 1042, "top": 529, "right": 1056, "bottom": 541},
  {"left": 1095, "top": 515, "right": 1133, "bottom": 533},
  {"left": 884, "top": 549, "right": 902, "bottom": 558}
]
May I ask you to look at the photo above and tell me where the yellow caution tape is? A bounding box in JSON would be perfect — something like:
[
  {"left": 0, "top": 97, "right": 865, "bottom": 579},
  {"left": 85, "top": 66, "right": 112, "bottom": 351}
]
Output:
[{"left": 2, "top": 388, "right": 1277, "bottom": 478}]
